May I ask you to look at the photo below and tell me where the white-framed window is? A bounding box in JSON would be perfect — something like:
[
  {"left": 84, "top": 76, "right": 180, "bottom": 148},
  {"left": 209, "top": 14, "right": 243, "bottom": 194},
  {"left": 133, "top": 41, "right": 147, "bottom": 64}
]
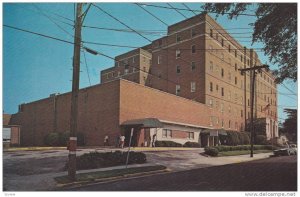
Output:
[
  {"left": 163, "top": 129, "right": 172, "bottom": 138},
  {"left": 158, "top": 55, "right": 161, "bottom": 65},
  {"left": 188, "top": 132, "right": 194, "bottom": 139},
  {"left": 176, "top": 49, "right": 181, "bottom": 59},
  {"left": 209, "top": 99, "right": 213, "bottom": 108},
  {"left": 176, "top": 85, "right": 181, "bottom": 95},
  {"left": 191, "top": 82, "right": 196, "bottom": 92}
]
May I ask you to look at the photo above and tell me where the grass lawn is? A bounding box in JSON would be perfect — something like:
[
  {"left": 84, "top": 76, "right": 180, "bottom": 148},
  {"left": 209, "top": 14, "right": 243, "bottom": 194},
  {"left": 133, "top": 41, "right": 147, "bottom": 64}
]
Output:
[
  {"left": 218, "top": 149, "right": 273, "bottom": 157},
  {"left": 55, "top": 165, "right": 166, "bottom": 184}
]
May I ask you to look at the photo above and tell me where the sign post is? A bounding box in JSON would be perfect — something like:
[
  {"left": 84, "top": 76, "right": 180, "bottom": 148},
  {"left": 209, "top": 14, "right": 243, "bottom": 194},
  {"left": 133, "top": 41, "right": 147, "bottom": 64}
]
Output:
[{"left": 125, "top": 128, "right": 134, "bottom": 169}]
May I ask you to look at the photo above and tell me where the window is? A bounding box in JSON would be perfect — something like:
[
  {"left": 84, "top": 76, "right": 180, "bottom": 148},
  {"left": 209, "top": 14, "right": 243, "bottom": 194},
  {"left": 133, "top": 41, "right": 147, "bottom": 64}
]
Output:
[
  {"left": 116, "top": 61, "right": 119, "bottom": 67},
  {"left": 162, "top": 129, "right": 172, "bottom": 138},
  {"left": 191, "top": 45, "right": 196, "bottom": 53},
  {"left": 216, "top": 33, "right": 218, "bottom": 40},
  {"left": 209, "top": 99, "right": 213, "bottom": 108},
  {"left": 191, "top": 82, "right": 196, "bottom": 92},
  {"left": 235, "top": 77, "right": 237, "bottom": 85},
  {"left": 210, "top": 116, "right": 213, "bottom": 126},
  {"left": 176, "top": 34, "right": 181, "bottom": 42},
  {"left": 228, "top": 120, "right": 231, "bottom": 129},
  {"left": 215, "top": 65, "right": 219, "bottom": 73},
  {"left": 228, "top": 71, "right": 231, "bottom": 81},
  {"left": 176, "top": 85, "right": 180, "bottom": 95},
  {"left": 158, "top": 55, "right": 161, "bottom": 64},
  {"left": 228, "top": 105, "right": 231, "bottom": 113},
  {"left": 235, "top": 63, "right": 237, "bottom": 71},
  {"left": 241, "top": 110, "right": 243, "bottom": 117},
  {"left": 210, "top": 82, "right": 213, "bottom": 92},
  {"left": 221, "top": 39, "right": 224, "bottom": 47},
  {"left": 191, "top": 28, "right": 196, "bottom": 37},
  {"left": 125, "top": 64, "right": 129, "bottom": 74},
  {"left": 216, "top": 84, "right": 219, "bottom": 92},
  {"left": 221, "top": 87, "right": 224, "bottom": 96},
  {"left": 176, "top": 49, "right": 181, "bottom": 58},
  {"left": 240, "top": 55, "right": 243, "bottom": 62},
  {"left": 132, "top": 56, "right": 135, "bottom": 63},
  {"left": 176, "top": 65, "right": 181, "bottom": 74},
  {"left": 235, "top": 50, "right": 237, "bottom": 57},
  {"left": 191, "top": 62, "right": 196, "bottom": 70},
  {"left": 209, "top": 61, "right": 213, "bottom": 72},
  {"left": 221, "top": 119, "right": 224, "bottom": 128},
  {"left": 228, "top": 91, "right": 231, "bottom": 100},
  {"left": 188, "top": 132, "right": 194, "bottom": 139},
  {"left": 210, "top": 29, "right": 213, "bottom": 37},
  {"left": 221, "top": 68, "right": 224, "bottom": 78},
  {"left": 248, "top": 99, "right": 250, "bottom": 106},
  {"left": 228, "top": 45, "right": 231, "bottom": 52}
]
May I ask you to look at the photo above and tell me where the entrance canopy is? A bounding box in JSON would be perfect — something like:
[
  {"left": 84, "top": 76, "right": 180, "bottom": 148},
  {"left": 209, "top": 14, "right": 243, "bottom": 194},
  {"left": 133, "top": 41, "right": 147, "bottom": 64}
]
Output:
[{"left": 121, "top": 118, "right": 164, "bottom": 128}]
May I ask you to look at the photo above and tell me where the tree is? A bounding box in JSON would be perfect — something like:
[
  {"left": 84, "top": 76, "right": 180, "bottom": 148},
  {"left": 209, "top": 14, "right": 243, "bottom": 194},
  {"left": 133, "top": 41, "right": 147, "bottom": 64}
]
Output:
[
  {"left": 281, "top": 109, "right": 297, "bottom": 142},
  {"left": 202, "top": 3, "right": 297, "bottom": 83}
]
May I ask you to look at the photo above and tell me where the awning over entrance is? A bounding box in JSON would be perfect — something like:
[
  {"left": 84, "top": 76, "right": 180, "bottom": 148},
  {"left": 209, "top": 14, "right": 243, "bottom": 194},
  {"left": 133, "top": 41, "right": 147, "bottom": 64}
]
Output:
[
  {"left": 202, "top": 129, "right": 228, "bottom": 136},
  {"left": 121, "top": 118, "right": 164, "bottom": 128}
]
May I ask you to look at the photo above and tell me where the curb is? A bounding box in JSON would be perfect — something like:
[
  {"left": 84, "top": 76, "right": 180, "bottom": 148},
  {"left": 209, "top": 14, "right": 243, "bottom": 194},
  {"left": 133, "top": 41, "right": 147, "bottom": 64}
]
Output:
[{"left": 55, "top": 168, "right": 171, "bottom": 190}]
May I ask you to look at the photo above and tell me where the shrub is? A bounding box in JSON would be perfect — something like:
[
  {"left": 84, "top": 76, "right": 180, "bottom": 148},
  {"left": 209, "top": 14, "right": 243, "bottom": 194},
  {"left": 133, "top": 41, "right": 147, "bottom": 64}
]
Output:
[
  {"left": 44, "top": 132, "right": 85, "bottom": 146},
  {"left": 44, "top": 132, "right": 60, "bottom": 146},
  {"left": 204, "top": 147, "right": 219, "bottom": 156},
  {"left": 255, "top": 135, "right": 267, "bottom": 145},
  {"left": 214, "top": 145, "right": 273, "bottom": 152},
  {"left": 155, "top": 140, "right": 182, "bottom": 147},
  {"left": 65, "top": 151, "right": 147, "bottom": 170},
  {"left": 183, "top": 141, "right": 201, "bottom": 147},
  {"left": 226, "top": 131, "right": 240, "bottom": 146}
]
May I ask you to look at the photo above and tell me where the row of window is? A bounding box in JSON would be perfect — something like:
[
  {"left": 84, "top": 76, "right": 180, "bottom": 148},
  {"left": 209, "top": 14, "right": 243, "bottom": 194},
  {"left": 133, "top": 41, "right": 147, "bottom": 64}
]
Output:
[
  {"left": 162, "top": 129, "right": 194, "bottom": 139},
  {"left": 208, "top": 98, "right": 243, "bottom": 117},
  {"left": 209, "top": 82, "right": 243, "bottom": 104},
  {"left": 210, "top": 116, "right": 242, "bottom": 130}
]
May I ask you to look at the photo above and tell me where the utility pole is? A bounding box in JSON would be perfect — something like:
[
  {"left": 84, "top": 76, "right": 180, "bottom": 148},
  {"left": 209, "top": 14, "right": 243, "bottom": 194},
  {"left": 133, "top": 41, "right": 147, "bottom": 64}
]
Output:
[
  {"left": 68, "top": 3, "right": 83, "bottom": 181},
  {"left": 239, "top": 50, "right": 268, "bottom": 158}
]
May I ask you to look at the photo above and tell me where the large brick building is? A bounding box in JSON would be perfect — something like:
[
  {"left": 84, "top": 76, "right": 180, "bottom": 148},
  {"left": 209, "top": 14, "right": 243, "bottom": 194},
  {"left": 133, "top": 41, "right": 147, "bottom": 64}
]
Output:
[{"left": 9, "top": 13, "right": 278, "bottom": 146}]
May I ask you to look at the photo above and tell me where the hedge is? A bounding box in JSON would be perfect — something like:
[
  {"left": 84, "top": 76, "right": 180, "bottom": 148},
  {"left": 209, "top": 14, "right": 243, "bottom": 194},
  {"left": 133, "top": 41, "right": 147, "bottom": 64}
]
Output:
[
  {"left": 183, "top": 141, "right": 201, "bottom": 147},
  {"left": 155, "top": 140, "right": 182, "bottom": 147},
  {"left": 214, "top": 145, "right": 273, "bottom": 152},
  {"left": 255, "top": 135, "right": 267, "bottom": 145},
  {"left": 204, "top": 147, "right": 219, "bottom": 157},
  {"left": 64, "top": 151, "right": 147, "bottom": 170},
  {"left": 44, "top": 132, "right": 85, "bottom": 146}
]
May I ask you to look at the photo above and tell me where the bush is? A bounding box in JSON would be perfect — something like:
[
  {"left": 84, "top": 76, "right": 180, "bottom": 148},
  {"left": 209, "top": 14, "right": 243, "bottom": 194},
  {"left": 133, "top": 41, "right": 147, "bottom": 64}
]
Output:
[
  {"left": 183, "top": 141, "right": 201, "bottom": 147},
  {"left": 255, "top": 135, "right": 267, "bottom": 145},
  {"left": 44, "top": 132, "right": 85, "bottom": 146},
  {"left": 65, "top": 151, "right": 147, "bottom": 170},
  {"left": 214, "top": 145, "right": 273, "bottom": 152},
  {"left": 155, "top": 140, "right": 182, "bottom": 147},
  {"left": 226, "top": 131, "right": 240, "bottom": 146},
  {"left": 204, "top": 147, "right": 219, "bottom": 156},
  {"left": 44, "top": 132, "right": 60, "bottom": 146}
]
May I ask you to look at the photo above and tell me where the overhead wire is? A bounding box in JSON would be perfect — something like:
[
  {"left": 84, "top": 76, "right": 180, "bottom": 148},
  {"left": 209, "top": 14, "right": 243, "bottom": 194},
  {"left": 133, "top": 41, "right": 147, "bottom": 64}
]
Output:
[
  {"left": 166, "top": 3, "right": 188, "bottom": 19},
  {"left": 134, "top": 3, "right": 169, "bottom": 26},
  {"left": 182, "top": 3, "right": 197, "bottom": 16}
]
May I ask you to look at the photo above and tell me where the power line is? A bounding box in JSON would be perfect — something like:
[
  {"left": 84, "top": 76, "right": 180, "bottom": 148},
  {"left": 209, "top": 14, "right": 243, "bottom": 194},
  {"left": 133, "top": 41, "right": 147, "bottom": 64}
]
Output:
[
  {"left": 31, "top": 4, "right": 74, "bottom": 38},
  {"left": 4, "top": 24, "right": 74, "bottom": 45},
  {"left": 82, "top": 50, "right": 92, "bottom": 86},
  {"left": 166, "top": 3, "right": 188, "bottom": 19},
  {"left": 91, "top": 3, "right": 153, "bottom": 43},
  {"left": 182, "top": 3, "right": 197, "bottom": 16},
  {"left": 136, "top": 3, "right": 259, "bottom": 17},
  {"left": 134, "top": 3, "right": 169, "bottom": 26},
  {"left": 280, "top": 83, "right": 297, "bottom": 95}
]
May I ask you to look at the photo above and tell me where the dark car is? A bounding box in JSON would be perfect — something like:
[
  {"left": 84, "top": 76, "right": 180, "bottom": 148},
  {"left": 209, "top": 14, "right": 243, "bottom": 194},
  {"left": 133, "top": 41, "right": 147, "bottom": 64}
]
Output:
[{"left": 273, "top": 144, "right": 297, "bottom": 156}]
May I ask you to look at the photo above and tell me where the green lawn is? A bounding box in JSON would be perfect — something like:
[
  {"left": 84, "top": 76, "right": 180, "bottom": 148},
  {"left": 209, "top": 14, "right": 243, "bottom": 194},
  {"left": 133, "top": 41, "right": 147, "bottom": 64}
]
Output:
[
  {"left": 218, "top": 149, "right": 273, "bottom": 157},
  {"left": 55, "top": 165, "right": 166, "bottom": 184}
]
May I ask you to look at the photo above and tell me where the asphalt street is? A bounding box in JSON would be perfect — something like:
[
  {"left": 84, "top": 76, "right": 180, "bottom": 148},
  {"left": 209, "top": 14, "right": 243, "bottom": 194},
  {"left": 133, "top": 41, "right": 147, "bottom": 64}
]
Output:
[{"left": 67, "top": 155, "right": 297, "bottom": 191}]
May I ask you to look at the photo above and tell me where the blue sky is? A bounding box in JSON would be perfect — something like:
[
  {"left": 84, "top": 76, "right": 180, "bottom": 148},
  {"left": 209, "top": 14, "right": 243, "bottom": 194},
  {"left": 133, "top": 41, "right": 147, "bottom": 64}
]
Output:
[{"left": 3, "top": 3, "right": 297, "bottom": 122}]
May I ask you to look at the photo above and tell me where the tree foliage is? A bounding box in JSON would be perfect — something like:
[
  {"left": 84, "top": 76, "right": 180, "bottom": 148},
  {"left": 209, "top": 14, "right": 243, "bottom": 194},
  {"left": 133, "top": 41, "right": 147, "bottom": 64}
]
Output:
[
  {"left": 281, "top": 108, "right": 297, "bottom": 142},
  {"left": 202, "top": 3, "right": 297, "bottom": 83}
]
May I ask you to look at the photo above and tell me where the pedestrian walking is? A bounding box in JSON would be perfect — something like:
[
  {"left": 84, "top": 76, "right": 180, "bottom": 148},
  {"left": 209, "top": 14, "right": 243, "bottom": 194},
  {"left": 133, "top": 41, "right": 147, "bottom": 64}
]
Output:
[
  {"left": 104, "top": 135, "right": 109, "bottom": 146},
  {"left": 152, "top": 133, "right": 157, "bottom": 147},
  {"left": 120, "top": 135, "right": 125, "bottom": 148}
]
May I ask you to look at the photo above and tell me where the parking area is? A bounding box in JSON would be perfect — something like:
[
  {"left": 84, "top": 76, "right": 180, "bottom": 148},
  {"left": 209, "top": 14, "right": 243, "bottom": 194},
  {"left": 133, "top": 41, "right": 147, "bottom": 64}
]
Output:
[{"left": 3, "top": 147, "right": 273, "bottom": 191}]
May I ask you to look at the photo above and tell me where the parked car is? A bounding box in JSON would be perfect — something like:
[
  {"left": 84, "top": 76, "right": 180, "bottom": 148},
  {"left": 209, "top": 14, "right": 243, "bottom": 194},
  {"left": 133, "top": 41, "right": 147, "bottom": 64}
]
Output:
[{"left": 273, "top": 144, "right": 297, "bottom": 156}]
